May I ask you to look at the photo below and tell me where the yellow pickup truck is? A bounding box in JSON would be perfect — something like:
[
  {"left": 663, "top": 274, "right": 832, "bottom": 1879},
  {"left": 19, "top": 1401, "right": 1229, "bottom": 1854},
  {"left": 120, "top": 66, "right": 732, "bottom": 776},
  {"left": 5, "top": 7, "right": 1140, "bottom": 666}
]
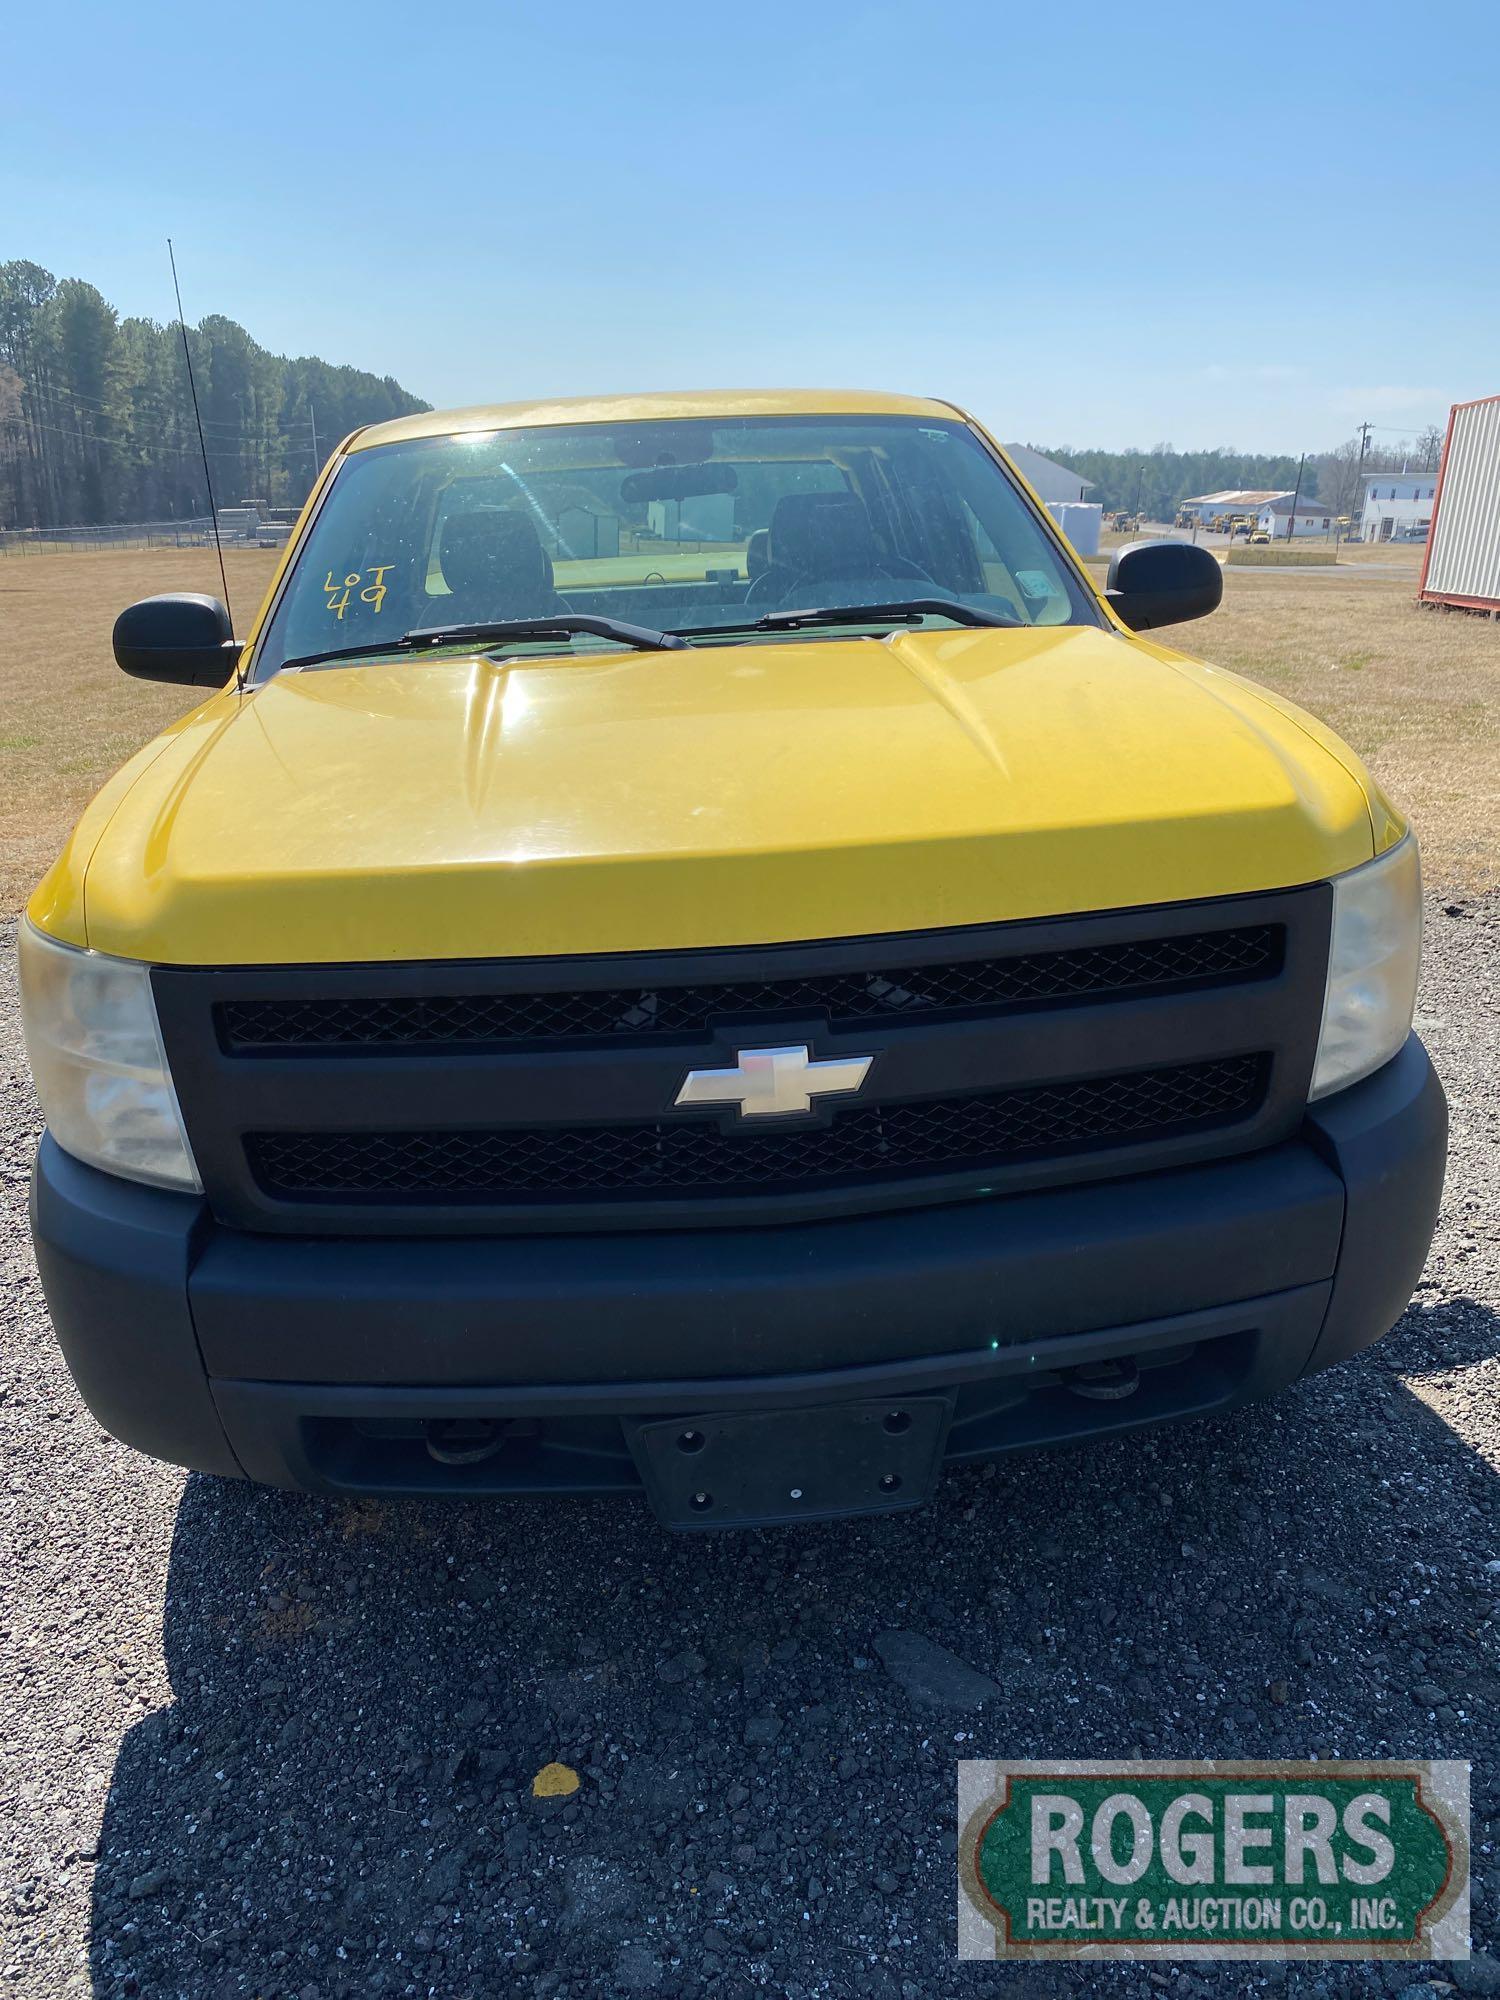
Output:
[{"left": 21, "top": 390, "right": 1444, "bottom": 1526}]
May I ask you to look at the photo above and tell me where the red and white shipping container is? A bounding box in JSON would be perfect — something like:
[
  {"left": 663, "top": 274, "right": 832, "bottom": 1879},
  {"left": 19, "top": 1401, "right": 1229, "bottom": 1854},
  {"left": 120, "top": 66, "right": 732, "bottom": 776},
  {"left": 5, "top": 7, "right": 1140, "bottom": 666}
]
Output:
[{"left": 1419, "top": 393, "right": 1500, "bottom": 615}]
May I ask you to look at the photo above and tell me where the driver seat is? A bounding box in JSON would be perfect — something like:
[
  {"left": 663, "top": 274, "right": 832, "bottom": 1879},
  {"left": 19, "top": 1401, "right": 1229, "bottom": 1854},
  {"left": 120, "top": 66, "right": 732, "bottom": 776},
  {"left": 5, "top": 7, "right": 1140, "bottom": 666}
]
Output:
[{"left": 744, "top": 490, "right": 929, "bottom": 606}]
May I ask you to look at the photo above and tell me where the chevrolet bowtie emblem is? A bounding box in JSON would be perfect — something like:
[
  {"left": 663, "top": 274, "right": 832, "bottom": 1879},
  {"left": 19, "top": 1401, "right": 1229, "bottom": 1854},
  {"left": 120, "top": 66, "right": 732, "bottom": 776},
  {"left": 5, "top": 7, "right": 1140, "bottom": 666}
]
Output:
[{"left": 674, "top": 1043, "right": 875, "bottom": 1119}]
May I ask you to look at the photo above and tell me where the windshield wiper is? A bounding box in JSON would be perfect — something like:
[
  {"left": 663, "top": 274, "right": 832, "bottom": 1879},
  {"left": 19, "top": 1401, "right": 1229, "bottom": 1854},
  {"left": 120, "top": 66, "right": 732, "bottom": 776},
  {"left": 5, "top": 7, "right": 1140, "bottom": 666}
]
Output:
[
  {"left": 673, "top": 598, "right": 1022, "bottom": 641},
  {"left": 276, "top": 613, "right": 689, "bottom": 674},
  {"left": 404, "top": 614, "right": 690, "bottom": 653},
  {"left": 749, "top": 598, "right": 1021, "bottom": 633}
]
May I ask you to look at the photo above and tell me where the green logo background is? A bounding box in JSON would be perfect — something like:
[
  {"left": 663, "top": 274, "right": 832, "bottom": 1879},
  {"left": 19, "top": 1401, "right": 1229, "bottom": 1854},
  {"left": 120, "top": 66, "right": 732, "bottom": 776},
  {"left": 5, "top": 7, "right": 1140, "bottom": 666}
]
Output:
[{"left": 966, "top": 1766, "right": 1459, "bottom": 1953}]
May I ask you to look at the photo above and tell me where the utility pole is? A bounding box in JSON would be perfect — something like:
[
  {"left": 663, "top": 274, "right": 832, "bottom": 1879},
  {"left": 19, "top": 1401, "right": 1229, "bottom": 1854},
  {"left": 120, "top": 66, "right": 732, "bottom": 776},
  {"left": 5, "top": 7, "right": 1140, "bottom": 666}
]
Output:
[
  {"left": 309, "top": 401, "right": 320, "bottom": 475},
  {"left": 1285, "top": 451, "right": 1306, "bottom": 543},
  {"left": 1352, "top": 420, "right": 1371, "bottom": 538}
]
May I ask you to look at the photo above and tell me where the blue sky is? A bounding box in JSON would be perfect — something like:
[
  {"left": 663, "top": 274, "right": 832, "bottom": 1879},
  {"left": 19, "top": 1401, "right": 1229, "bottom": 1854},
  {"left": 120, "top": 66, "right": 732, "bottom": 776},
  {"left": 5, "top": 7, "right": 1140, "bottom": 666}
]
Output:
[{"left": 6, "top": 0, "right": 1494, "bottom": 451}]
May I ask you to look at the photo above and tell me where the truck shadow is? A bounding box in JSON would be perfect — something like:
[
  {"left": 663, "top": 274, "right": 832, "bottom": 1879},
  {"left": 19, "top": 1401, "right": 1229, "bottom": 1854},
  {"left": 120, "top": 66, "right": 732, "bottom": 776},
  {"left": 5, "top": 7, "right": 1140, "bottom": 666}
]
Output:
[{"left": 88, "top": 1296, "right": 1498, "bottom": 1998}]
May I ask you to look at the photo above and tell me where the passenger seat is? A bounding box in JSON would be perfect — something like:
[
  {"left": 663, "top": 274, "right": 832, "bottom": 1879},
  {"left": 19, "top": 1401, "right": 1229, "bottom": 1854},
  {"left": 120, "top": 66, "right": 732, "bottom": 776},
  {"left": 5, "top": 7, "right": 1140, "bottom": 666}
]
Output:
[{"left": 438, "top": 510, "right": 563, "bottom": 622}]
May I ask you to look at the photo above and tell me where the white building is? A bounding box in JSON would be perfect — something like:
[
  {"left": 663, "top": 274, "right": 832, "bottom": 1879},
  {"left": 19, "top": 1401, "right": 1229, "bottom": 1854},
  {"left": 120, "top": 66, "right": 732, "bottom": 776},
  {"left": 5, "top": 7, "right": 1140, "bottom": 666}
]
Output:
[
  {"left": 1180, "top": 489, "right": 1332, "bottom": 538},
  {"left": 1360, "top": 470, "right": 1438, "bottom": 543},
  {"left": 1253, "top": 494, "right": 1333, "bottom": 539},
  {"left": 1002, "top": 445, "right": 1095, "bottom": 506}
]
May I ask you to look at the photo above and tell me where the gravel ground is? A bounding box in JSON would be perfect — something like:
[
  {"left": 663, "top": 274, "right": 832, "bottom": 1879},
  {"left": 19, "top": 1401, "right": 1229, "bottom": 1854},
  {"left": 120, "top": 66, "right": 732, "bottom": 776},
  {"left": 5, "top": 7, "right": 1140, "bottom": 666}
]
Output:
[{"left": 1, "top": 901, "right": 1496, "bottom": 2000}]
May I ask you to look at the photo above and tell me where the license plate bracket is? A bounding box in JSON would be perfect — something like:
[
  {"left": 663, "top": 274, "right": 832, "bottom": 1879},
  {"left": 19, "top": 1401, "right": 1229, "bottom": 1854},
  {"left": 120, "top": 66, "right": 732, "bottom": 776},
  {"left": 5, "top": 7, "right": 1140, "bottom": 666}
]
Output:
[{"left": 624, "top": 1394, "right": 954, "bottom": 1530}]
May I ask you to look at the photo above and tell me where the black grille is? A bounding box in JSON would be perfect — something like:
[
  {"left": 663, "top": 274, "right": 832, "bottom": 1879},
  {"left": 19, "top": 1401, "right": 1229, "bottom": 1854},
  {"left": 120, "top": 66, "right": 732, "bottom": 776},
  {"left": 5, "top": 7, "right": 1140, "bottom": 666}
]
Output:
[
  {"left": 217, "top": 926, "right": 1281, "bottom": 1054},
  {"left": 247, "top": 1055, "right": 1267, "bottom": 1205}
]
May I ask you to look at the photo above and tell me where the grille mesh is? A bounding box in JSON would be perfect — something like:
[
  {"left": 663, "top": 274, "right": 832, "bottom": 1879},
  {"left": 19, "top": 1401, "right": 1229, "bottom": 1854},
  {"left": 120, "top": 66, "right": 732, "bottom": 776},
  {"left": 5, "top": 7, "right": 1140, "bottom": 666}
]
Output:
[
  {"left": 247, "top": 1055, "right": 1267, "bottom": 1205},
  {"left": 217, "top": 926, "right": 1280, "bottom": 1053}
]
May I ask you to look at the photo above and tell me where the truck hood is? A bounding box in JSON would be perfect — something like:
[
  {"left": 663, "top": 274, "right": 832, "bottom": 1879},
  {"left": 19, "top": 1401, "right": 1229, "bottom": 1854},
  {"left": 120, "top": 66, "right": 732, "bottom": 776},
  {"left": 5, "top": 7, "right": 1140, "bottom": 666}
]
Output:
[{"left": 50, "top": 625, "right": 1380, "bottom": 964}]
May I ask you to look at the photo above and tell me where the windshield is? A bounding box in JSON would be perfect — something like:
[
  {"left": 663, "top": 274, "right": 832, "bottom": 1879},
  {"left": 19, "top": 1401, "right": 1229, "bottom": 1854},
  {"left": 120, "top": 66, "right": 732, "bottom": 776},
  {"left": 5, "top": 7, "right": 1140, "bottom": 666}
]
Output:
[{"left": 254, "top": 414, "right": 1100, "bottom": 674}]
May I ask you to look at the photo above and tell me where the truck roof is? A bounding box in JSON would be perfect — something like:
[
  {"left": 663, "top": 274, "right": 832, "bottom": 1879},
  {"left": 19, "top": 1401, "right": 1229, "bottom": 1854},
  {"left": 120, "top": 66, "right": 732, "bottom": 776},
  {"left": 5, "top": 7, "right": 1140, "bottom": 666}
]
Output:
[{"left": 348, "top": 388, "right": 960, "bottom": 452}]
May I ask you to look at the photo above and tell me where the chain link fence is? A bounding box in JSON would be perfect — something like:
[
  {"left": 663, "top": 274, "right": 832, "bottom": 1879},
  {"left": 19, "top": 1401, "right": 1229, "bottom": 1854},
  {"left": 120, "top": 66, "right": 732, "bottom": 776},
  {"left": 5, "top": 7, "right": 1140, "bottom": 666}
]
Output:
[{"left": 0, "top": 517, "right": 217, "bottom": 554}]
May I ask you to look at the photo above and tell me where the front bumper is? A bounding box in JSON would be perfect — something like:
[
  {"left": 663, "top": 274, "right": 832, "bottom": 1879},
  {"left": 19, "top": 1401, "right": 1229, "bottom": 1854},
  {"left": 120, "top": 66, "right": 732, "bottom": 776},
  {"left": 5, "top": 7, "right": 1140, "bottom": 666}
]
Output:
[{"left": 30, "top": 1037, "right": 1446, "bottom": 1514}]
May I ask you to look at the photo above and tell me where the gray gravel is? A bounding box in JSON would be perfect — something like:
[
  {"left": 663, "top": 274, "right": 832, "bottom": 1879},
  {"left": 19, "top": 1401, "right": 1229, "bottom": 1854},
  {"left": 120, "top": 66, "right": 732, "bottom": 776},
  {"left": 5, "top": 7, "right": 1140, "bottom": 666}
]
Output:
[{"left": 1, "top": 900, "right": 1496, "bottom": 2000}]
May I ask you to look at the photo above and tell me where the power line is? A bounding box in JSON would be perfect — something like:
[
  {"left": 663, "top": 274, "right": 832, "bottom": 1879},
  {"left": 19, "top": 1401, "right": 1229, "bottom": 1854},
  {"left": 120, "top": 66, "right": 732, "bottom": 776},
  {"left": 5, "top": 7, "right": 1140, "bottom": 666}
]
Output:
[
  {"left": 15, "top": 414, "right": 316, "bottom": 460},
  {"left": 36, "top": 380, "right": 255, "bottom": 431},
  {"left": 59, "top": 409, "right": 313, "bottom": 450},
  {"left": 20, "top": 415, "right": 226, "bottom": 458},
  {"left": 29, "top": 379, "right": 319, "bottom": 445}
]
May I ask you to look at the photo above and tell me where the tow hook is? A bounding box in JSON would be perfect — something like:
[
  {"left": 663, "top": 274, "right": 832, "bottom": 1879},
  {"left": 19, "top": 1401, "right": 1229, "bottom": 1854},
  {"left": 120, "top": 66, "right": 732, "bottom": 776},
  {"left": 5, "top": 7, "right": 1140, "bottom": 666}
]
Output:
[
  {"left": 1060, "top": 1357, "right": 1141, "bottom": 1402},
  {"left": 424, "top": 1417, "right": 537, "bottom": 1465}
]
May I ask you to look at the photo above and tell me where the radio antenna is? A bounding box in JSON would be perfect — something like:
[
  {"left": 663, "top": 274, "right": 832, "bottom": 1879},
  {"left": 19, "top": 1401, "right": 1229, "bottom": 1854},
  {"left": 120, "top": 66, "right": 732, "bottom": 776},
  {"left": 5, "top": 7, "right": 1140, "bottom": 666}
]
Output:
[{"left": 167, "top": 238, "right": 239, "bottom": 683}]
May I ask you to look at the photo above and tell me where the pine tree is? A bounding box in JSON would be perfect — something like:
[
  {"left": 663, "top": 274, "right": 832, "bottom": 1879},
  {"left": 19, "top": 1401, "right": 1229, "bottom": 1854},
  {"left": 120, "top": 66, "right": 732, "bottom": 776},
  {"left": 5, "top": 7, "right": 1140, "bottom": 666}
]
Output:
[{"left": 0, "top": 260, "right": 429, "bottom": 530}]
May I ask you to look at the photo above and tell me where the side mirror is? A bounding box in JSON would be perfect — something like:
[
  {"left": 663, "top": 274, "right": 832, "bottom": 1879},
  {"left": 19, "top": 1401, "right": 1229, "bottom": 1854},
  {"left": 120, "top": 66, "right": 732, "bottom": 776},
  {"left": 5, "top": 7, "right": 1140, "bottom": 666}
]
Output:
[
  {"left": 1105, "top": 540, "right": 1223, "bottom": 632},
  {"left": 113, "top": 594, "right": 240, "bottom": 686}
]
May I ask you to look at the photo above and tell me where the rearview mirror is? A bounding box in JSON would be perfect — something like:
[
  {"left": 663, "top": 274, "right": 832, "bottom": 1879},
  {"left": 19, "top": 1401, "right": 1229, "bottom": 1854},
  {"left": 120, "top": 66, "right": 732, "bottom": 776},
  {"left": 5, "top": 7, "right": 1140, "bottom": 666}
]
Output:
[
  {"left": 619, "top": 463, "right": 738, "bottom": 504},
  {"left": 113, "top": 594, "right": 240, "bottom": 686},
  {"left": 1105, "top": 540, "right": 1222, "bottom": 632}
]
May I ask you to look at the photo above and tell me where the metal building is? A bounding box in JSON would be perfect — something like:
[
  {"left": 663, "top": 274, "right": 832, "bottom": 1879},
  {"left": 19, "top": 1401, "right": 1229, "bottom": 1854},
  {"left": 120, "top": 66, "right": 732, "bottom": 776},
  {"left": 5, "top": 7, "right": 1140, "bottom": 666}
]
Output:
[
  {"left": 1002, "top": 445, "right": 1095, "bottom": 506},
  {"left": 1419, "top": 394, "right": 1500, "bottom": 615}
]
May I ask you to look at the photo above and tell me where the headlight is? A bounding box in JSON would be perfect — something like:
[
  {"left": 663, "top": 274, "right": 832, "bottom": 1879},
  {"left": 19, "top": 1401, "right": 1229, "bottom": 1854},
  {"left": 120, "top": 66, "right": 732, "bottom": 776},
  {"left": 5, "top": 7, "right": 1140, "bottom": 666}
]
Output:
[
  {"left": 17, "top": 922, "right": 201, "bottom": 1191},
  {"left": 1310, "top": 835, "right": 1422, "bottom": 1101}
]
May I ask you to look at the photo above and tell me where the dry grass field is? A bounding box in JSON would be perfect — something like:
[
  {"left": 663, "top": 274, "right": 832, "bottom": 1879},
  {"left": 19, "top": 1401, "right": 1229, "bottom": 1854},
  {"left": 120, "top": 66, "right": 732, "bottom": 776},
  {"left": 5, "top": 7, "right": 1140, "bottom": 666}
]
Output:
[
  {"left": 1152, "top": 556, "right": 1499, "bottom": 895},
  {"left": 1, "top": 543, "right": 1496, "bottom": 911},
  {"left": 1, "top": 547, "right": 280, "bottom": 910}
]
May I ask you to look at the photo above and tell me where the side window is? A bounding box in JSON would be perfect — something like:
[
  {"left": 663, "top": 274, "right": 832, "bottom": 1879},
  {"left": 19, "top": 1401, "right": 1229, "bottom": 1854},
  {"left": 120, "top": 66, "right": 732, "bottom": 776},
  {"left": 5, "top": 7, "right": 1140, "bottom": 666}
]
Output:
[
  {"left": 964, "top": 501, "right": 1002, "bottom": 563},
  {"left": 957, "top": 498, "right": 1013, "bottom": 601},
  {"left": 955, "top": 494, "right": 1072, "bottom": 622}
]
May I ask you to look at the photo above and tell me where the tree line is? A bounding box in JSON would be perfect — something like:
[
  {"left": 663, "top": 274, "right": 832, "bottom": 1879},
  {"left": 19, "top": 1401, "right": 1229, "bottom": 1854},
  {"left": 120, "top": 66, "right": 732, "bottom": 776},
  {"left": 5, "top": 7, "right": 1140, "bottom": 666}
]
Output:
[
  {"left": 0, "top": 260, "right": 430, "bottom": 530},
  {"left": 1, "top": 262, "right": 1447, "bottom": 535},
  {"left": 1035, "top": 434, "right": 1446, "bottom": 522}
]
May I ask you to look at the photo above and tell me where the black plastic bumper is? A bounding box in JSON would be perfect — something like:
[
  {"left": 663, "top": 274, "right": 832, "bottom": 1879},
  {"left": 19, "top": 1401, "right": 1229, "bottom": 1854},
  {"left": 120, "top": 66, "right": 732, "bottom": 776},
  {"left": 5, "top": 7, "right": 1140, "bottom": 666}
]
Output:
[{"left": 30, "top": 1037, "right": 1446, "bottom": 1511}]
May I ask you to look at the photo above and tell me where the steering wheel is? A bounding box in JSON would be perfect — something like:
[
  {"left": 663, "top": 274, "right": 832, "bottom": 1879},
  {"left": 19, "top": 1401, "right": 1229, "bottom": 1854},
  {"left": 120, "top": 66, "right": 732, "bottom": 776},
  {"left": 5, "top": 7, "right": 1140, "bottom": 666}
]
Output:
[{"left": 744, "top": 556, "right": 936, "bottom": 610}]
